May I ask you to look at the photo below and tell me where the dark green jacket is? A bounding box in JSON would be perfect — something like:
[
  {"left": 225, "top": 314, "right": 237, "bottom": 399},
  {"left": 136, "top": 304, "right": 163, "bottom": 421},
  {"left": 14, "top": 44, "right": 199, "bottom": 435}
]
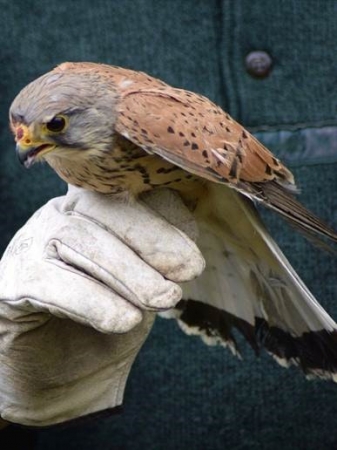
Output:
[{"left": 1, "top": 1, "right": 337, "bottom": 449}]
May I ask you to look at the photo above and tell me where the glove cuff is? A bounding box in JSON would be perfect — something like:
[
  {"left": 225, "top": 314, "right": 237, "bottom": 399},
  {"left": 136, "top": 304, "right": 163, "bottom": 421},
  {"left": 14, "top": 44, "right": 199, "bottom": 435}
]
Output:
[
  {"left": 1, "top": 356, "right": 134, "bottom": 427},
  {"left": 1, "top": 311, "right": 155, "bottom": 427}
]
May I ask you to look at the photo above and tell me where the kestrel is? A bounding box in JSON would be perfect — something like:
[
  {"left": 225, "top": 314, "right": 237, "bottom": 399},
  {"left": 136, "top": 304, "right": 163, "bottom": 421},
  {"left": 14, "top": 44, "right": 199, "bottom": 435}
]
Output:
[{"left": 9, "top": 62, "right": 337, "bottom": 381}]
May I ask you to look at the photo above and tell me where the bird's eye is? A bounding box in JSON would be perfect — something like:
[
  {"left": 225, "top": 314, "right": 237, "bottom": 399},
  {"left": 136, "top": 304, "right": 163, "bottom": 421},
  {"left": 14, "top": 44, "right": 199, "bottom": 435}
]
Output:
[{"left": 46, "top": 115, "right": 67, "bottom": 133}]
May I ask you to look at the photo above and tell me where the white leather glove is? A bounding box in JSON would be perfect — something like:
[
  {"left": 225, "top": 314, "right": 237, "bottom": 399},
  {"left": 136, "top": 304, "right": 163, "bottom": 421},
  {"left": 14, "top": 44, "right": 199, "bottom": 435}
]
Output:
[{"left": 0, "top": 187, "right": 204, "bottom": 427}]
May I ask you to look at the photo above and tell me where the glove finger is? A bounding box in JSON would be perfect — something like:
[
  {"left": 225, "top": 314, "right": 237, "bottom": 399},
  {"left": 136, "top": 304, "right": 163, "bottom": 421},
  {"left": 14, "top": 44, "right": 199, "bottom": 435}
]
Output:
[
  {"left": 5, "top": 262, "right": 144, "bottom": 334},
  {"left": 61, "top": 189, "right": 205, "bottom": 282},
  {"left": 47, "top": 220, "right": 183, "bottom": 310}
]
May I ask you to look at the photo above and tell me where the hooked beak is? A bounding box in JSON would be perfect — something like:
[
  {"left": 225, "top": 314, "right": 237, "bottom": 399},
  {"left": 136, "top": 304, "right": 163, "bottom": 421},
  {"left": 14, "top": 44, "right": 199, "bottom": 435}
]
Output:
[
  {"left": 16, "top": 142, "right": 55, "bottom": 168},
  {"left": 14, "top": 125, "right": 55, "bottom": 168}
]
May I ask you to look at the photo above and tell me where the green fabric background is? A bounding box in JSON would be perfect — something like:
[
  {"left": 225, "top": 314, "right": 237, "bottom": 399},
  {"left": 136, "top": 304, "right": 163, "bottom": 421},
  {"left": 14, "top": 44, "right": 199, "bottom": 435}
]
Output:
[{"left": 1, "top": 0, "right": 337, "bottom": 449}]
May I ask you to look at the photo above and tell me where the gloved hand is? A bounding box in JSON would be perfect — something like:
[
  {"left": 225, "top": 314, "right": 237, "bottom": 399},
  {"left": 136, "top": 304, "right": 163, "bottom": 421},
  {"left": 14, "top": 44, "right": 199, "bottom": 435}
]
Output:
[{"left": 0, "top": 187, "right": 204, "bottom": 427}]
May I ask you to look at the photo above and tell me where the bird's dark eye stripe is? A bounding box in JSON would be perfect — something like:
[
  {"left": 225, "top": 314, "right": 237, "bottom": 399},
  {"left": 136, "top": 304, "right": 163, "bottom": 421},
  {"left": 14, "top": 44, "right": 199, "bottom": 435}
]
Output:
[{"left": 46, "top": 115, "right": 67, "bottom": 132}]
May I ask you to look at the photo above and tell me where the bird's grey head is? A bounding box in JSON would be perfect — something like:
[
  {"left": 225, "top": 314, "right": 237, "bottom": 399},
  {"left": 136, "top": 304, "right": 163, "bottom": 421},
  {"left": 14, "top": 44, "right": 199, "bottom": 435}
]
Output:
[{"left": 10, "top": 68, "right": 119, "bottom": 167}]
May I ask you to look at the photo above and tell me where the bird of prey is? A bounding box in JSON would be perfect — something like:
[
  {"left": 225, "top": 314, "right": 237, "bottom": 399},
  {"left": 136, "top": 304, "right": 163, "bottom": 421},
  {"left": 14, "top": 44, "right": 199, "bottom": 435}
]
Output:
[{"left": 10, "top": 62, "right": 337, "bottom": 381}]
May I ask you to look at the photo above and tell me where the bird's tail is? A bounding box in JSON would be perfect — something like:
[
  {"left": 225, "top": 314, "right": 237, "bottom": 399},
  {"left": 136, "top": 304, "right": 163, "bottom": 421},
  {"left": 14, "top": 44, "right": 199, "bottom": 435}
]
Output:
[
  {"left": 243, "top": 179, "right": 337, "bottom": 246},
  {"left": 161, "top": 184, "right": 337, "bottom": 381}
]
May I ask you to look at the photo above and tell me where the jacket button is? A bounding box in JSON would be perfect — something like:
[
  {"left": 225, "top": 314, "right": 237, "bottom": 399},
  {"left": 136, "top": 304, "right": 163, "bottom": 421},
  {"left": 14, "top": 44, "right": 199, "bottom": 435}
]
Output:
[{"left": 245, "top": 51, "right": 273, "bottom": 78}]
